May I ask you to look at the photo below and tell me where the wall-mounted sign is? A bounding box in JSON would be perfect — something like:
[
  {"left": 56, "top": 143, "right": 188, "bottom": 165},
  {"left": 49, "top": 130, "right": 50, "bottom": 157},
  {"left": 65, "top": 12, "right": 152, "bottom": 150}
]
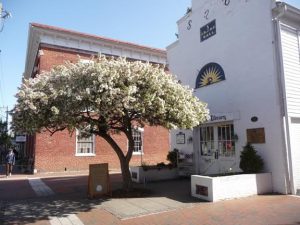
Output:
[
  {"left": 16, "top": 135, "right": 26, "bottom": 142},
  {"left": 204, "top": 112, "right": 240, "bottom": 124},
  {"left": 176, "top": 132, "right": 185, "bottom": 144},
  {"left": 247, "top": 128, "right": 265, "bottom": 144},
  {"left": 195, "top": 62, "right": 225, "bottom": 88},
  {"left": 200, "top": 20, "right": 216, "bottom": 42}
]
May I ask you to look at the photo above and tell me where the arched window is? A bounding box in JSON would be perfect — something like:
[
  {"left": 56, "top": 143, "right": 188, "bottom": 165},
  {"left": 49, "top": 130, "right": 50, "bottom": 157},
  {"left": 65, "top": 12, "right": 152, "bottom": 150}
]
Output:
[{"left": 195, "top": 62, "right": 225, "bottom": 89}]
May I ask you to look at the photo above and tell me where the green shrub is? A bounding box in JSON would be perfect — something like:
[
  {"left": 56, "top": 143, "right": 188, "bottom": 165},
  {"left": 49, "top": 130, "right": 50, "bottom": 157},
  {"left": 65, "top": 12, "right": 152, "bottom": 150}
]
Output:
[
  {"left": 167, "top": 149, "right": 179, "bottom": 167},
  {"left": 239, "top": 143, "right": 264, "bottom": 173},
  {"left": 156, "top": 162, "right": 166, "bottom": 169}
]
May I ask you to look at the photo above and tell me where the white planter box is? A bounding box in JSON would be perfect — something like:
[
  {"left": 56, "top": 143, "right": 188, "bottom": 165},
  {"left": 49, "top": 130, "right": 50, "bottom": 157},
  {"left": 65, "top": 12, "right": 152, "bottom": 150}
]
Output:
[
  {"left": 191, "top": 173, "right": 273, "bottom": 202},
  {"left": 130, "top": 166, "right": 179, "bottom": 183}
]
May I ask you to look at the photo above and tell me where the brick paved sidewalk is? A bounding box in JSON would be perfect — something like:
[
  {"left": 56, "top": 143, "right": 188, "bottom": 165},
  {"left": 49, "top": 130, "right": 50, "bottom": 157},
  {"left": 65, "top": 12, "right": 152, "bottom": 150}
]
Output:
[{"left": 0, "top": 172, "right": 300, "bottom": 225}]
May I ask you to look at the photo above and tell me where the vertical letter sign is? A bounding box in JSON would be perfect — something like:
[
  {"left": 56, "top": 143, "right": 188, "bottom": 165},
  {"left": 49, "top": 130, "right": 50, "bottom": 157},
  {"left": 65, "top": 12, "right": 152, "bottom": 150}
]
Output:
[{"left": 200, "top": 20, "right": 216, "bottom": 42}]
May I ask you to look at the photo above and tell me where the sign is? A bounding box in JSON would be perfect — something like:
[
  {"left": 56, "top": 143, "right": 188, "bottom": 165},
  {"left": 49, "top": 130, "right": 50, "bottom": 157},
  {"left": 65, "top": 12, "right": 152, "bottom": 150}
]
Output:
[
  {"left": 88, "top": 163, "right": 111, "bottom": 198},
  {"left": 200, "top": 20, "right": 216, "bottom": 42},
  {"left": 176, "top": 132, "right": 185, "bottom": 144},
  {"left": 204, "top": 112, "right": 240, "bottom": 124},
  {"left": 16, "top": 135, "right": 26, "bottom": 142},
  {"left": 195, "top": 62, "right": 225, "bottom": 88},
  {"left": 247, "top": 128, "right": 265, "bottom": 144},
  {"left": 196, "top": 185, "right": 208, "bottom": 196}
]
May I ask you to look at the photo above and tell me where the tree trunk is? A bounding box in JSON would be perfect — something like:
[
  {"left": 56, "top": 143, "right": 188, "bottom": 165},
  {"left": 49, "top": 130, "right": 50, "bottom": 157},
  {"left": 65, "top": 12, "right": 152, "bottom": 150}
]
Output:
[
  {"left": 99, "top": 132, "right": 133, "bottom": 191},
  {"left": 119, "top": 156, "right": 132, "bottom": 191}
]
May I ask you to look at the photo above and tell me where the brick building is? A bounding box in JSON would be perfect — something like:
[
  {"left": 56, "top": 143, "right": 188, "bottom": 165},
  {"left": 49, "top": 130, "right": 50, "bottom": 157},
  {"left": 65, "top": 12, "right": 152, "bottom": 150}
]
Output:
[{"left": 23, "top": 23, "right": 170, "bottom": 173}]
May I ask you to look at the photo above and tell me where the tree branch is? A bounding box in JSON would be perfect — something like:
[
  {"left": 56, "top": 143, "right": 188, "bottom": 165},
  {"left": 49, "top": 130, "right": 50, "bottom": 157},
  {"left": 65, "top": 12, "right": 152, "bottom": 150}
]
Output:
[
  {"left": 45, "top": 126, "right": 67, "bottom": 136},
  {"left": 97, "top": 131, "right": 125, "bottom": 160}
]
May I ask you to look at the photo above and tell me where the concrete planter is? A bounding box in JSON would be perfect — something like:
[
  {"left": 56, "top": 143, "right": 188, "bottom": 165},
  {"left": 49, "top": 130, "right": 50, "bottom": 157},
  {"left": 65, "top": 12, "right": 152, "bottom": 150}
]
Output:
[
  {"left": 191, "top": 173, "right": 273, "bottom": 202},
  {"left": 130, "top": 166, "right": 179, "bottom": 183}
]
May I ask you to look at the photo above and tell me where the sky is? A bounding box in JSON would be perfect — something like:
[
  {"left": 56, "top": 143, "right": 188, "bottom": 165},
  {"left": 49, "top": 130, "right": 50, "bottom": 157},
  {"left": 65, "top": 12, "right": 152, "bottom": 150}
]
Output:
[{"left": 0, "top": 0, "right": 300, "bottom": 123}]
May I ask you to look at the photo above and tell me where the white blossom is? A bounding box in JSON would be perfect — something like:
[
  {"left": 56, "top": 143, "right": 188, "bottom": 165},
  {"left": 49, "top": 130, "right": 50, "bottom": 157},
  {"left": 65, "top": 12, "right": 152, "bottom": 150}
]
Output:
[
  {"left": 51, "top": 106, "right": 59, "bottom": 115},
  {"left": 11, "top": 56, "right": 208, "bottom": 134}
]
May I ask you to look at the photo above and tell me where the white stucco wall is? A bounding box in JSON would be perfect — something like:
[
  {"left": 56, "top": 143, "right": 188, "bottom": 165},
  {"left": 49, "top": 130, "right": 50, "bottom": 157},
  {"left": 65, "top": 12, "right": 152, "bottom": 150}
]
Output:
[{"left": 167, "top": 0, "right": 288, "bottom": 193}]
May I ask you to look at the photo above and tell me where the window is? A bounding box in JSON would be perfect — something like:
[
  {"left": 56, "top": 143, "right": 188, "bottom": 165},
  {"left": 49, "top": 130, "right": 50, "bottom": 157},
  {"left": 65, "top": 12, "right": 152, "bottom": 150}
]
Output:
[
  {"left": 76, "top": 130, "right": 95, "bottom": 156},
  {"left": 132, "top": 129, "right": 143, "bottom": 154},
  {"left": 218, "top": 124, "right": 235, "bottom": 157},
  {"left": 200, "top": 123, "right": 235, "bottom": 157},
  {"left": 200, "top": 126, "right": 214, "bottom": 156}
]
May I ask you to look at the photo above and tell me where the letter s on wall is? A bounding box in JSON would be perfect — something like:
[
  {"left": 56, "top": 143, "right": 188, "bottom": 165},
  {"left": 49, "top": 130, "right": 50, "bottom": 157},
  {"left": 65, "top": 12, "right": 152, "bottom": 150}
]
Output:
[{"left": 187, "top": 20, "right": 192, "bottom": 30}]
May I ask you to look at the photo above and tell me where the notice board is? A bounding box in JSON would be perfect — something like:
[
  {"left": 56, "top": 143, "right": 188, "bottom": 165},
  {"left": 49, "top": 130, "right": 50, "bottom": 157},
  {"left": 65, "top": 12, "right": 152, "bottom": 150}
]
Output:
[
  {"left": 88, "top": 163, "right": 111, "bottom": 198},
  {"left": 246, "top": 128, "right": 265, "bottom": 144}
]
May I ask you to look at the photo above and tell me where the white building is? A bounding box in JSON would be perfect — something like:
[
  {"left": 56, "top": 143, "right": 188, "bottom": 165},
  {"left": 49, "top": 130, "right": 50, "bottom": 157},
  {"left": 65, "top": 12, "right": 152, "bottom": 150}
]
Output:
[{"left": 167, "top": 0, "right": 300, "bottom": 195}]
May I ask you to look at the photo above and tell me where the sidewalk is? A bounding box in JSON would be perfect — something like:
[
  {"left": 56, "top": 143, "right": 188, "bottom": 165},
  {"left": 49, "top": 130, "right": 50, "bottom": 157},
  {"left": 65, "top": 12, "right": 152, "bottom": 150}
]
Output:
[{"left": 1, "top": 172, "right": 300, "bottom": 225}]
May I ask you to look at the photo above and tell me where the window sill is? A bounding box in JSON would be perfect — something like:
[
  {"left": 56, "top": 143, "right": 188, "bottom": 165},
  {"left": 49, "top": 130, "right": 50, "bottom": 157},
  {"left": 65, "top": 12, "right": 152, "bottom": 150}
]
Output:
[
  {"left": 132, "top": 152, "right": 144, "bottom": 155},
  {"left": 201, "top": 155, "right": 236, "bottom": 159},
  {"left": 75, "top": 153, "right": 96, "bottom": 157}
]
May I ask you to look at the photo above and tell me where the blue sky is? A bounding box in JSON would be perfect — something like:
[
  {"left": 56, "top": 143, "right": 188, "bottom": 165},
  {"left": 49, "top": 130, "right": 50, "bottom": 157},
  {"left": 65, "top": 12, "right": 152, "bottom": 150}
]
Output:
[{"left": 0, "top": 0, "right": 300, "bottom": 121}]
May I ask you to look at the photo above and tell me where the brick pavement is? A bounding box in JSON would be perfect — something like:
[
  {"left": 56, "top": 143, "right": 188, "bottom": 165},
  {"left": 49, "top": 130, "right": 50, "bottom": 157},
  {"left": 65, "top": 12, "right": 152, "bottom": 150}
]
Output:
[{"left": 0, "top": 172, "right": 300, "bottom": 225}]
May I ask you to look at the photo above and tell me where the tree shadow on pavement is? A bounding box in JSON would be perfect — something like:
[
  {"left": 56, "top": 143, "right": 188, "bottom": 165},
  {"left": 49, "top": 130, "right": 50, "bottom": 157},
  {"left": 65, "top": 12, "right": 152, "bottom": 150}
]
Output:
[
  {"left": 0, "top": 174, "right": 203, "bottom": 224},
  {"left": 1, "top": 196, "right": 106, "bottom": 225}
]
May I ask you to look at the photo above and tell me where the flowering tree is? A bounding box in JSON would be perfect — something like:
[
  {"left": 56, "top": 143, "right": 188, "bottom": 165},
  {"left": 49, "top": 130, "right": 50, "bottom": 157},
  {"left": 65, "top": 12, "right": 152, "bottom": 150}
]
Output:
[{"left": 12, "top": 56, "right": 208, "bottom": 190}]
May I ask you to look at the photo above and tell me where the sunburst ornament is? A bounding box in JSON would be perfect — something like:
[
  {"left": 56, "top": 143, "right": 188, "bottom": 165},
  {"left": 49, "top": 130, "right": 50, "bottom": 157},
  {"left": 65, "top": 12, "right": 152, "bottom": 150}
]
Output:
[{"left": 195, "top": 63, "right": 225, "bottom": 88}]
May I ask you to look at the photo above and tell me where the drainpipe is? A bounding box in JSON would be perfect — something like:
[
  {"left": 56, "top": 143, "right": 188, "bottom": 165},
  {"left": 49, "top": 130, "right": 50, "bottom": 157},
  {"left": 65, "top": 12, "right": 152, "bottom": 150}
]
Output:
[{"left": 272, "top": 3, "right": 294, "bottom": 194}]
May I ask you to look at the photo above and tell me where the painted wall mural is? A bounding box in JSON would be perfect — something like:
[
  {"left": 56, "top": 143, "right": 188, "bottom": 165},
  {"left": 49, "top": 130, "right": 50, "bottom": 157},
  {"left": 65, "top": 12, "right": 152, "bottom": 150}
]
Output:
[{"left": 195, "top": 62, "right": 225, "bottom": 88}]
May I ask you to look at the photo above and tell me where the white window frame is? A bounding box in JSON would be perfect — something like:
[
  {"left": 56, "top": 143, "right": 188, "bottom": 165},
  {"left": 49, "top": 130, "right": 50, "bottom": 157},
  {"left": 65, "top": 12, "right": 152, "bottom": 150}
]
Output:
[
  {"left": 199, "top": 126, "right": 215, "bottom": 156},
  {"left": 75, "top": 129, "right": 96, "bottom": 156},
  {"left": 131, "top": 127, "right": 144, "bottom": 155},
  {"left": 200, "top": 123, "right": 235, "bottom": 158},
  {"left": 217, "top": 124, "right": 235, "bottom": 157}
]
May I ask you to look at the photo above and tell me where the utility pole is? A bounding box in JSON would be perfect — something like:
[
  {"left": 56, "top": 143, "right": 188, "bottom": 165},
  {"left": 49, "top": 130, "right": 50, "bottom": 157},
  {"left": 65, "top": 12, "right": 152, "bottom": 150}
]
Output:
[
  {"left": 0, "top": 2, "right": 11, "bottom": 32},
  {"left": 5, "top": 106, "right": 8, "bottom": 132}
]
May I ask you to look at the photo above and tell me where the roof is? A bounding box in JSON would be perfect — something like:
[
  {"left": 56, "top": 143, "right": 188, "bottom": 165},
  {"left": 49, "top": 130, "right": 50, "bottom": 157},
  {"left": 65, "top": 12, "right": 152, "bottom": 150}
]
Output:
[
  {"left": 273, "top": 1, "right": 300, "bottom": 26},
  {"left": 24, "top": 23, "right": 167, "bottom": 79},
  {"left": 30, "top": 23, "right": 166, "bottom": 54}
]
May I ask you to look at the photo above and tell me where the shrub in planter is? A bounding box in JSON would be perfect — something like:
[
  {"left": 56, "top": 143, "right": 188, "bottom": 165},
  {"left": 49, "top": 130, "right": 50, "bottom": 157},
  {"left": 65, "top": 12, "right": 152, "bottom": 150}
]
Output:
[
  {"left": 141, "top": 162, "right": 151, "bottom": 171},
  {"left": 167, "top": 149, "right": 179, "bottom": 167},
  {"left": 239, "top": 143, "right": 264, "bottom": 173},
  {"left": 156, "top": 162, "right": 165, "bottom": 170}
]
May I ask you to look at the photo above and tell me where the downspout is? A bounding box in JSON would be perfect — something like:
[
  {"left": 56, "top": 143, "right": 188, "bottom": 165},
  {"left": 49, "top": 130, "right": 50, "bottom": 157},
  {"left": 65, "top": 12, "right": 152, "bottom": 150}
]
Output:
[{"left": 272, "top": 3, "right": 294, "bottom": 194}]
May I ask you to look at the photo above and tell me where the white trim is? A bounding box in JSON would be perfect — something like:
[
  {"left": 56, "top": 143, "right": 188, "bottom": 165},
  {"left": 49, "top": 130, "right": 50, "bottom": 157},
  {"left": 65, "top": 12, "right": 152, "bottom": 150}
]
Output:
[
  {"left": 75, "top": 153, "right": 96, "bottom": 157},
  {"left": 132, "top": 152, "right": 144, "bottom": 156}
]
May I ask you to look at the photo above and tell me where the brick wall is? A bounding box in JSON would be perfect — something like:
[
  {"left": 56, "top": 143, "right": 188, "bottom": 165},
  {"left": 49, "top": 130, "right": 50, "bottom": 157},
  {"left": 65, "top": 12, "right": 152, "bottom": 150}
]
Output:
[{"left": 32, "top": 46, "right": 170, "bottom": 173}]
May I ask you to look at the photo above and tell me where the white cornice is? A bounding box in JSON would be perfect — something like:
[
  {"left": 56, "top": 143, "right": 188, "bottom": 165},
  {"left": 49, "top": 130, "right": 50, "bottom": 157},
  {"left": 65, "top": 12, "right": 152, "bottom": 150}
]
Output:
[
  {"left": 24, "top": 24, "right": 167, "bottom": 79},
  {"left": 273, "top": 2, "right": 300, "bottom": 29},
  {"left": 24, "top": 25, "right": 40, "bottom": 79}
]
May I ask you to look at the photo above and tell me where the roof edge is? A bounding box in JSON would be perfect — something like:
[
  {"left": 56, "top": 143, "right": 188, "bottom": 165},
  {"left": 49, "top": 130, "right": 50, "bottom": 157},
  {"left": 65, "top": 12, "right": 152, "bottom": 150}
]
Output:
[{"left": 30, "top": 23, "right": 166, "bottom": 55}]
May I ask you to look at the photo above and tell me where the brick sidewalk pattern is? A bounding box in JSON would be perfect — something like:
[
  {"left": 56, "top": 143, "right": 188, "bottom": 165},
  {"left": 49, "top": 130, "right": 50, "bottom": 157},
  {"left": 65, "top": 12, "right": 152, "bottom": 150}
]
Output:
[{"left": 0, "top": 172, "right": 300, "bottom": 225}]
